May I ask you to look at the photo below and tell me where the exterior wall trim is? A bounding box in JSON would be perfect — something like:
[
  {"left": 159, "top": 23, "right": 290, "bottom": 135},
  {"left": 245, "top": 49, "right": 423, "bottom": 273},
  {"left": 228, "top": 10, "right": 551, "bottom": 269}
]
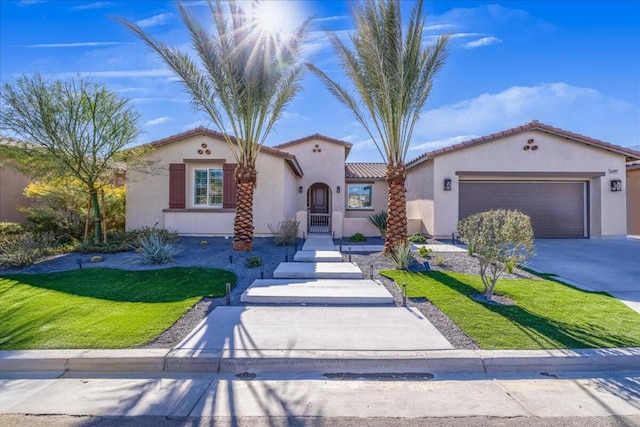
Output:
[{"left": 455, "top": 171, "right": 606, "bottom": 178}]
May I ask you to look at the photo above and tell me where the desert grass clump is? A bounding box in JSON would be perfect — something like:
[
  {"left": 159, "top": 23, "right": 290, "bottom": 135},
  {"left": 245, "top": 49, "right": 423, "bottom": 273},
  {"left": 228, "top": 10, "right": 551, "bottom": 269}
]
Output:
[
  {"left": 385, "top": 241, "right": 415, "bottom": 270},
  {"left": 268, "top": 220, "right": 299, "bottom": 246}
]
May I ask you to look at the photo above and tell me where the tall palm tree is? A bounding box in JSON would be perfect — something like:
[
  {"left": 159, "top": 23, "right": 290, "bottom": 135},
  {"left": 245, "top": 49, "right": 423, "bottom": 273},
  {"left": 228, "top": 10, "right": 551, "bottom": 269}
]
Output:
[
  {"left": 308, "top": 0, "right": 448, "bottom": 253},
  {"left": 117, "top": 0, "right": 309, "bottom": 251}
]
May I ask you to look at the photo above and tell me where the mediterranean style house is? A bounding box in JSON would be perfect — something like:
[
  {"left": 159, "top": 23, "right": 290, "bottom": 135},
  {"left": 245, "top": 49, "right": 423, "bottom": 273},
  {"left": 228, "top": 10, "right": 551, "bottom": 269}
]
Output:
[{"left": 126, "top": 120, "right": 640, "bottom": 239}]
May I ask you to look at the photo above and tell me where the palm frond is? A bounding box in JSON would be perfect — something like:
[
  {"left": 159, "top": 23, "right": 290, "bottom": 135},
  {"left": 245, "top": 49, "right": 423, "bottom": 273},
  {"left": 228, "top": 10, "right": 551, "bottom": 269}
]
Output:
[
  {"left": 308, "top": 0, "right": 449, "bottom": 165},
  {"left": 116, "top": 0, "right": 310, "bottom": 168}
]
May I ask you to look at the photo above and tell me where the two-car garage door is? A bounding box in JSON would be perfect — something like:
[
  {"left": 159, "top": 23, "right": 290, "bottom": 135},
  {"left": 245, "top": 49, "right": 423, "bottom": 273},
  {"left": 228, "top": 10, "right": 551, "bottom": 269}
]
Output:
[{"left": 459, "top": 181, "right": 587, "bottom": 238}]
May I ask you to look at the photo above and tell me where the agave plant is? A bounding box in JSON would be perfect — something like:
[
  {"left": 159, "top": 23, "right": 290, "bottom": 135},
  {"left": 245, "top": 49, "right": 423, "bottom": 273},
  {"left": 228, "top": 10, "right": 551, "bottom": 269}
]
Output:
[{"left": 367, "top": 210, "right": 388, "bottom": 239}]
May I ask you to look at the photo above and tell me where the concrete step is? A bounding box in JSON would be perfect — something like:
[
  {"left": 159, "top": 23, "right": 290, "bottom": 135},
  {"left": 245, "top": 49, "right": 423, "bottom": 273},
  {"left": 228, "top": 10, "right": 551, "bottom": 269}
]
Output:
[
  {"left": 273, "top": 262, "right": 363, "bottom": 279},
  {"left": 301, "top": 237, "right": 336, "bottom": 251},
  {"left": 293, "top": 250, "right": 343, "bottom": 262},
  {"left": 241, "top": 279, "right": 394, "bottom": 304}
]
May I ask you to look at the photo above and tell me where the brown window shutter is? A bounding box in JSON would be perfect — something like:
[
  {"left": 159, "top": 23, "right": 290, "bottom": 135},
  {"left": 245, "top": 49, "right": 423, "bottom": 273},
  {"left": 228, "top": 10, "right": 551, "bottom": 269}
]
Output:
[
  {"left": 169, "top": 163, "right": 186, "bottom": 209},
  {"left": 223, "top": 163, "right": 237, "bottom": 208}
]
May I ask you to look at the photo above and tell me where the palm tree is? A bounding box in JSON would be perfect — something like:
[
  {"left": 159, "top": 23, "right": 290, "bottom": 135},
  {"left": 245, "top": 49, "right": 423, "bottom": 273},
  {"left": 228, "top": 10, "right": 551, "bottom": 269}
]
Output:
[
  {"left": 308, "top": 0, "right": 448, "bottom": 253},
  {"left": 117, "top": 0, "right": 310, "bottom": 251}
]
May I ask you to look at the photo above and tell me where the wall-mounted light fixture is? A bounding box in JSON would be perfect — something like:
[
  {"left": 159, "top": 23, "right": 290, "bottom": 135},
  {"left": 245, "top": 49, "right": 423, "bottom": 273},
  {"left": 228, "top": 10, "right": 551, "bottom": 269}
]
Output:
[
  {"left": 443, "top": 178, "right": 452, "bottom": 191},
  {"left": 611, "top": 179, "right": 622, "bottom": 192},
  {"left": 337, "top": 186, "right": 341, "bottom": 193},
  {"left": 299, "top": 186, "right": 303, "bottom": 194}
]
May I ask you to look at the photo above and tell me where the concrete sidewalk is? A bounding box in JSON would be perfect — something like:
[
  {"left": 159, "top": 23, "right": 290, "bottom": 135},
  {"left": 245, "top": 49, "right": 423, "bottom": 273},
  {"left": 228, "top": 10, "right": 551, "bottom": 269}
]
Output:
[{"left": 0, "top": 370, "right": 639, "bottom": 422}]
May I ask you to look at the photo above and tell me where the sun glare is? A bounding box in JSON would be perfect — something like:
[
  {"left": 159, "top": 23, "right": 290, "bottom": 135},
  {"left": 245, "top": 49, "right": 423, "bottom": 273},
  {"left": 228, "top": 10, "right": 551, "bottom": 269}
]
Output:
[{"left": 251, "top": 1, "right": 304, "bottom": 35}]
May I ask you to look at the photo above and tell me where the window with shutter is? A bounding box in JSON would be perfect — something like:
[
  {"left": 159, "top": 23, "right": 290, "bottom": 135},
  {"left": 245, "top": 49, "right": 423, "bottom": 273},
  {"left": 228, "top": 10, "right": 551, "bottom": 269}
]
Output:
[{"left": 169, "top": 163, "right": 186, "bottom": 209}]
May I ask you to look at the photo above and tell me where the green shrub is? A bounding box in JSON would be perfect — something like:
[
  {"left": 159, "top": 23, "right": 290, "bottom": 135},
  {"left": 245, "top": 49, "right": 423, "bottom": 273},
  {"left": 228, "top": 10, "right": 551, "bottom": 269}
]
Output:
[
  {"left": 0, "top": 232, "right": 55, "bottom": 268},
  {"left": 22, "top": 178, "right": 125, "bottom": 242},
  {"left": 0, "top": 222, "right": 24, "bottom": 237},
  {"left": 457, "top": 209, "right": 534, "bottom": 300},
  {"left": 75, "top": 230, "right": 132, "bottom": 253},
  {"left": 385, "top": 241, "right": 415, "bottom": 270},
  {"left": 407, "top": 232, "right": 426, "bottom": 243},
  {"left": 268, "top": 220, "right": 299, "bottom": 246},
  {"left": 131, "top": 229, "right": 181, "bottom": 264},
  {"left": 418, "top": 246, "right": 432, "bottom": 258},
  {"left": 367, "top": 211, "right": 387, "bottom": 239},
  {"left": 348, "top": 232, "right": 367, "bottom": 242},
  {"left": 246, "top": 255, "right": 263, "bottom": 268}
]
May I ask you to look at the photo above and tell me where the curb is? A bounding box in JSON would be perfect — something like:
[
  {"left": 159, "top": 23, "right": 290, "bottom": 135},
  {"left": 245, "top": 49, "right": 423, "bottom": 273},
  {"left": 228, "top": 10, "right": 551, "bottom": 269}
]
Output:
[{"left": 2, "top": 348, "right": 639, "bottom": 376}]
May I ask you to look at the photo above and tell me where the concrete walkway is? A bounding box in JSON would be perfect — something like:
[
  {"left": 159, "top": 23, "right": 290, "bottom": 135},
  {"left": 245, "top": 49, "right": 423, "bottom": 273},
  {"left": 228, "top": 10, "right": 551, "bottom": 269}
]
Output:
[
  {"left": 220, "top": 236, "right": 453, "bottom": 357},
  {"left": 338, "top": 243, "right": 467, "bottom": 253},
  {"left": 1, "top": 370, "right": 639, "bottom": 423}
]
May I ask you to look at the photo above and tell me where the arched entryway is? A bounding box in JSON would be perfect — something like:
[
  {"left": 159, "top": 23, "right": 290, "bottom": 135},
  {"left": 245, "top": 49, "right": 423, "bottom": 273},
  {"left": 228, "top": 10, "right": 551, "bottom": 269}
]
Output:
[{"left": 307, "top": 182, "right": 331, "bottom": 233}]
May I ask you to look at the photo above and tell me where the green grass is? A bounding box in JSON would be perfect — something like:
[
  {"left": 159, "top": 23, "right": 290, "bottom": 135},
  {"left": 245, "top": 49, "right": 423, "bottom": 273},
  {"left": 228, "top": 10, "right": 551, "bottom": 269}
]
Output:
[
  {"left": 0, "top": 267, "right": 236, "bottom": 349},
  {"left": 382, "top": 270, "right": 640, "bottom": 350}
]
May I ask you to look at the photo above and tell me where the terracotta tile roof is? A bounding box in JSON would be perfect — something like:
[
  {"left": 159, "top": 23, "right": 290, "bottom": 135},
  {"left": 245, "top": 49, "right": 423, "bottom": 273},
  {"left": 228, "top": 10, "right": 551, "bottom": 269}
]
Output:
[
  {"left": 345, "top": 163, "right": 386, "bottom": 180},
  {"left": 274, "top": 133, "right": 353, "bottom": 158},
  {"left": 407, "top": 120, "right": 640, "bottom": 168},
  {"left": 139, "top": 127, "right": 303, "bottom": 176}
]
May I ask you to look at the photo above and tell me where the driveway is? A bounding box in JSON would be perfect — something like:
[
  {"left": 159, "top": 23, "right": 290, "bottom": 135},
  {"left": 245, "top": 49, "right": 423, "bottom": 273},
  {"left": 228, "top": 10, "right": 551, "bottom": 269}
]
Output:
[{"left": 528, "top": 239, "right": 640, "bottom": 313}]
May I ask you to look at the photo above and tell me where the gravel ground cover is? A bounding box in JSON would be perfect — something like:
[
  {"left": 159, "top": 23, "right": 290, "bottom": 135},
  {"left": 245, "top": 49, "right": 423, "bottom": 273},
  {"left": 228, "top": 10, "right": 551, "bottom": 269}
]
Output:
[{"left": 0, "top": 236, "right": 537, "bottom": 349}]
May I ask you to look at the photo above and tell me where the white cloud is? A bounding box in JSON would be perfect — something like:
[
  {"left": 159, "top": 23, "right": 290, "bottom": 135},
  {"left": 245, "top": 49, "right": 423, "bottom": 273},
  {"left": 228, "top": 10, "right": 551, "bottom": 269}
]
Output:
[
  {"left": 24, "top": 42, "right": 124, "bottom": 48},
  {"left": 144, "top": 117, "right": 172, "bottom": 126},
  {"left": 18, "top": 0, "right": 44, "bottom": 6},
  {"left": 54, "top": 69, "right": 174, "bottom": 79},
  {"left": 183, "top": 120, "right": 207, "bottom": 129},
  {"left": 280, "top": 111, "right": 308, "bottom": 121},
  {"left": 114, "top": 87, "right": 151, "bottom": 93},
  {"left": 70, "top": 1, "right": 113, "bottom": 10},
  {"left": 414, "top": 83, "right": 639, "bottom": 147},
  {"left": 135, "top": 13, "right": 172, "bottom": 28},
  {"left": 424, "top": 24, "right": 458, "bottom": 32},
  {"left": 131, "top": 97, "right": 189, "bottom": 104},
  {"left": 464, "top": 36, "right": 502, "bottom": 49},
  {"left": 315, "top": 15, "right": 348, "bottom": 23},
  {"left": 409, "top": 135, "right": 479, "bottom": 152}
]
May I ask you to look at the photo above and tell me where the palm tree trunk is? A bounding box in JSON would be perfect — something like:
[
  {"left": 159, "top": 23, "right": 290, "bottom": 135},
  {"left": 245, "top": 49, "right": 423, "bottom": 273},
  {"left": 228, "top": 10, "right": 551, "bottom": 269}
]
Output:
[
  {"left": 232, "top": 165, "right": 257, "bottom": 251},
  {"left": 384, "top": 162, "right": 407, "bottom": 254}
]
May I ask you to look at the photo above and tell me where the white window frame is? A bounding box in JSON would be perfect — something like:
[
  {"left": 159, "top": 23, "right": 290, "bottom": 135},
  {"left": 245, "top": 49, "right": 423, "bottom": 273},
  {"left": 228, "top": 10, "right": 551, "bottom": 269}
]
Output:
[
  {"left": 347, "top": 183, "right": 373, "bottom": 209},
  {"left": 193, "top": 168, "right": 223, "bottom": 208}
]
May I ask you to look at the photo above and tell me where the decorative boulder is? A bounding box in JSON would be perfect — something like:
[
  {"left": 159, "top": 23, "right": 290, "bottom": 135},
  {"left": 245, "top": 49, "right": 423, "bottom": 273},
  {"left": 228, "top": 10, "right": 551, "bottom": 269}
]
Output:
[{"left": 90, "top": 256, "right": 103, "bottom": 263}]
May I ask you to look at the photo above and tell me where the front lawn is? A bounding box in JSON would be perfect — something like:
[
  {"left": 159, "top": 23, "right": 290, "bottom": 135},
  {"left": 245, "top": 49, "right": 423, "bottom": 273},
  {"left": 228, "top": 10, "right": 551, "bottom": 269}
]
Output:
[
  {"left": 382, "top": 270, "right": 640, "bottom": 350},
  {"left": 0, "top": 267, "right": 236, "bottom": 349}
]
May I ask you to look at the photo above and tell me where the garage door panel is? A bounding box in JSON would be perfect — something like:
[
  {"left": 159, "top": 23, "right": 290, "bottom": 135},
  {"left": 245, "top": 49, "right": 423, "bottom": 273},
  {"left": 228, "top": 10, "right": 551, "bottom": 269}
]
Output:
[{"left": 459, "top": 182, "right": 586, "bottom": 238}]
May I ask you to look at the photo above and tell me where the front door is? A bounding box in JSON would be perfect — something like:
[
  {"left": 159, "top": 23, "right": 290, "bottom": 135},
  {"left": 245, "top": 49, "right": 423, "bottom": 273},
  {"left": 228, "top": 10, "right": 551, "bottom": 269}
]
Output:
[
  {"left": 311, "top": 184, "right": 328, "bottom": 214},
  {"left": 308, "top": 183, "right": 331, "bottom": 233}
]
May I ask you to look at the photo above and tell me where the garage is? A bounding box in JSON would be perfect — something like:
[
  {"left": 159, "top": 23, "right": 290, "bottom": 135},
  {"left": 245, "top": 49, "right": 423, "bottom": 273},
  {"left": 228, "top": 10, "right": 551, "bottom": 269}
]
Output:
[{"left": 459, "top": 181, "right": 587, "bottom": 238}]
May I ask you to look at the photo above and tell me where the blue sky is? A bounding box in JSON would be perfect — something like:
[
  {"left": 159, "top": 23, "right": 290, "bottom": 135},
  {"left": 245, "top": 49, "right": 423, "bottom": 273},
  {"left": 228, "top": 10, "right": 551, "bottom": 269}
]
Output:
[{"left": 2, "top": 0, "right": 639, "bottom": 161}]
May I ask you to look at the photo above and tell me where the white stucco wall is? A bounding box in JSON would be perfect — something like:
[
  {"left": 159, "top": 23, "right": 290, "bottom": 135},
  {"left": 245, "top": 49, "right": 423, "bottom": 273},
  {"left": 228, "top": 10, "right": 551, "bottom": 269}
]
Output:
[
  {"left": 126, "top": 133, "right": 293, "bottom": 236},
  {"left": 406, "top": 160, "right": 435, "bottom": 235},
  {"left": 427, "top": 130, "right": 628, "bottom": 238},
  {"left": 281, "top": 138, "right": 346, "bottom": 215}
]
